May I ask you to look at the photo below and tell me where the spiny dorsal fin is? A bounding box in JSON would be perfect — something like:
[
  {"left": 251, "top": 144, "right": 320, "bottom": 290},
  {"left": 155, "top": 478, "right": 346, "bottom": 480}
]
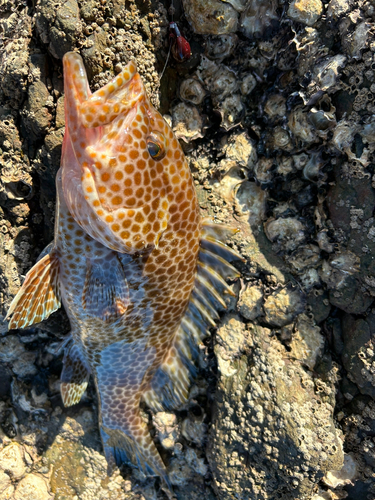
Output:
[
  {"left": 6, "top": 251, "right": 61, "bottom": 330},
  {"left": 60, "top": 343, "right": 90, "bottom": 407},
  {"left": 82, "top": 255, "right": 129, "bottom": 322}
]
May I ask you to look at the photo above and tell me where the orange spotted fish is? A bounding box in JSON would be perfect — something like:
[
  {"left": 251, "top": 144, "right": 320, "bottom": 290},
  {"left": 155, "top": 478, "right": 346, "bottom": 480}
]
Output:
[{"left": 6, "top": 52, "right": 242, "bottom": 486}]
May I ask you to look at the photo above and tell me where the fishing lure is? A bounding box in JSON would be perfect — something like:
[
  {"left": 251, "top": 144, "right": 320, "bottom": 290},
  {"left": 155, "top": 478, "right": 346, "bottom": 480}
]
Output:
[
  {"left": 169, "top": 21, "right": 191, "bottom": 62},
  {"left": 6, "top": 52, "right": 242, "bottom": 489}
]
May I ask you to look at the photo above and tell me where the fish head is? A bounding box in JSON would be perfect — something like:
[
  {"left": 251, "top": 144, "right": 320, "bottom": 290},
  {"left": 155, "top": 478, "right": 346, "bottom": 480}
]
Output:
[{"left": 61, "top": 52, "right": 192, "bottom": 254}]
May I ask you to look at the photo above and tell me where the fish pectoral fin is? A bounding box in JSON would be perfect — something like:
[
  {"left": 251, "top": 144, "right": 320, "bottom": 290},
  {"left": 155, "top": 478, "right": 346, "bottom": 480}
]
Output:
[
  {"left": 6, "top": 250, "right": 61, "bottom": 330},
  {"left": 82, "top": 256, "right": 129, "bottom": 322},
  {"left": 60, "top": 343, "right": 90, "bottom": 407}
]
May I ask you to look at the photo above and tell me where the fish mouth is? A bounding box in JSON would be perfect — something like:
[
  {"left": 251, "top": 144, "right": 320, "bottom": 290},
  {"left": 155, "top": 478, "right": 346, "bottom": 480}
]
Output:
[{"left": 80, "top": 67, "right": 144, "bottom": 129}]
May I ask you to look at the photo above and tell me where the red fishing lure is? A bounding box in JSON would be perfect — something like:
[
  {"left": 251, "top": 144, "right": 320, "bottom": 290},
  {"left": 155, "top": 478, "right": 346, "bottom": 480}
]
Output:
[{"left": 169, "top": 21, "right": 191, "bottom": 62}]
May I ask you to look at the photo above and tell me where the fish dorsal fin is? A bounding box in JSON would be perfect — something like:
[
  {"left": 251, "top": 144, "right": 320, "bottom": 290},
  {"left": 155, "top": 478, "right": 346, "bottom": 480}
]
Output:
[
  {"left": 144, "top": 218, "right": 243, "bottom": 412},
  {"left": 60, "top": 343, "right": 90, "bottom": 407},
  {"left": 82, "top": 255, "right": 129, "bottom": 322},
  {"left": 6, "top": 250, "right": 61, "bottom": 330}
]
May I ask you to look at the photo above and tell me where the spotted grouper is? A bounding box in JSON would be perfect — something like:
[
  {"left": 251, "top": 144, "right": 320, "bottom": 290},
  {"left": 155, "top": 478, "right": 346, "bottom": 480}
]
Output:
[{"left": 6, "top": 52, "right": 243, "bottom": 488}]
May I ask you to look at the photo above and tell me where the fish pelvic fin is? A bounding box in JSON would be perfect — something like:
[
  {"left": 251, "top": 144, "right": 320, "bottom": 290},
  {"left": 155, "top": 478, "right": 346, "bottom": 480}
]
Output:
[
  {"left": 100, "top": 426, "right": 173, "bottom": 491},
  {"left": 60, "top": 343, "right": 90, "bottom": 407},
  {"left": 82, "top": 255, "right": 129, "bottom": 322},
  {"left": 6, "top": 250, "right": 61, "bottom": 330}
]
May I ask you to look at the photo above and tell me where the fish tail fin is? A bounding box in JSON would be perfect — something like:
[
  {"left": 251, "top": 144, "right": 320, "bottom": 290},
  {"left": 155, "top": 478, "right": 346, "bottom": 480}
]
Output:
[
  {"left": 6, "top": 250, "right": 61, "bottom": 330},
  {"left": 100, "top": 424, "right": 172, "bottom": 491},
  {"left": 143, "top": 218, "right": 244, "bottom": 412}
]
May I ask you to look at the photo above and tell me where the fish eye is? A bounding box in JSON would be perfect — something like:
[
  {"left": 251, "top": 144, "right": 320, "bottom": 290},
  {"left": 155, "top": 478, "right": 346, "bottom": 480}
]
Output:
[{"left": 147, "top": 131, "right": 166, "bottom": 161}]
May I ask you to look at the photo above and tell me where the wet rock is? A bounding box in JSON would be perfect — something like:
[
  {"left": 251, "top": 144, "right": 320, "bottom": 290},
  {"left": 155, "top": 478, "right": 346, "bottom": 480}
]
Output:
[
  {"left": 183, "top": 0, "right": 239, "bottom": 35},
  {"left": 14, "top": 473, "right": 53, "bottom": 500},
  {"left": 287, "top": 0, "right": 323, "bottom": 26},
  {"left": 263, "top": 286, "right": 306, "bottom": 327},
  {"left": 207, "top": 324, "right": 344, "bottom": 499},
  {"left": 327, "top": 0, "right": 351, "bottom": 19}
]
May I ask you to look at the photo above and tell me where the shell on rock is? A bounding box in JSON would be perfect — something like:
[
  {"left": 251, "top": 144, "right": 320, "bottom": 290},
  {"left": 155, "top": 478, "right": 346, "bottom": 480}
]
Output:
[
  {"left": 204, "top": 34, "right": 238, "bottom": 61},
  {"left": 264, "top": 217, "right": 306, "bottom": 252},
  {"left": 183, "top": 0, "right": 239, "bottom": 35},
  {"left": 179, "top": 78, "right": 206, "bottom": 105},
  {"left": 288, "top": 107, "right": 319, "bottom": 146},
  {"left": 254, "top": 157, "right": 274, "bottom": 184},
  {"left": 239, "top": 0, "right": 279, "bottom": 39},
  {"left": 235, "top": 181, "right": 267, "bottom": 226},
  {"left": 264, "top": 94, "right": 287, "bottom": 121},
  {"left": 219, "top": 93, "right": 244, "bottom": 130},
  {"left": 172, "top": 101, "right": 204, "bottom": 142}
]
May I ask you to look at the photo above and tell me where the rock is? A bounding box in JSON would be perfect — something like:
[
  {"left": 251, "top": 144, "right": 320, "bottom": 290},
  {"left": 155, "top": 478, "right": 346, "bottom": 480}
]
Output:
[
  {"left": 290, "top": 313, "right": 324, "bottom": 370},
  {"left": 264, "top": 217, "right": 306, "bottom": 252},
  {"left": 341, "top": 313, "right": 375, "bottom": 398},
  {"left": 36, "top": 0, "right": 81, "bottom": 59},
  {"left": 183, "top": 0, "right": 239, "bottom": 35},
  {"left": 207, "top": 324, "right": 344, "bottom": 499},
  {"left": 287, "top": 0, "right": 323, "bottom": 26},
  {"left": 0, "top": 443, "right": 26, "bottom": 480},
  {"left": 327, "top": 0, "right": 351, "bottom": 18},
  {"left": 215, "top": 314, "right": 251, "bottom": 377},
  {"left": 13, "top": 474, "right": 53, "bottom": 500},
  {"left": 237, "top": 284, "right": 263, "bottom": 320},
  {"left": 153, "top": 412, "right": 178, "bottom": 450},
  {"left": 235, "top": 182, "right": 267, "bottom": 227},
  {"left": 263, "top": 287, "right": 305, "bottom": 327},
  {"left": 0, "top": 470, "right": 11, "bottom": 494}
]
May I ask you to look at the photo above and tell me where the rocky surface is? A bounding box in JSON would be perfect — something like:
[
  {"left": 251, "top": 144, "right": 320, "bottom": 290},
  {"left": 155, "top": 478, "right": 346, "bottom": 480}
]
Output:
[{"left": 1, "top": 0, "right": 375, "bottom": 499}]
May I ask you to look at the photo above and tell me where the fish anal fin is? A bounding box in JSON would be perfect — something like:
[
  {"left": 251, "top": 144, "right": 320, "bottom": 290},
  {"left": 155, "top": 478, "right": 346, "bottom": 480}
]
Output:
[
  {"left": 143, "top": 345, "right": 191, "bottom": 412},
  {"left": 60, "top": 343, "right": 90, "bottom": 407},
  {"left": 6, "top": 251, "right": 61, "bottom": 330},
  {"left": 82, "top": 256, "right": 129, "bottom": 322}
]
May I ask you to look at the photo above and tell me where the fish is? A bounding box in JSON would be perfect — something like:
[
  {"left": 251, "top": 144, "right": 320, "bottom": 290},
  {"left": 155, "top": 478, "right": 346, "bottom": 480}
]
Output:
[{"left": 6, "top": 51, "right": 243, "bottom": 488}]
